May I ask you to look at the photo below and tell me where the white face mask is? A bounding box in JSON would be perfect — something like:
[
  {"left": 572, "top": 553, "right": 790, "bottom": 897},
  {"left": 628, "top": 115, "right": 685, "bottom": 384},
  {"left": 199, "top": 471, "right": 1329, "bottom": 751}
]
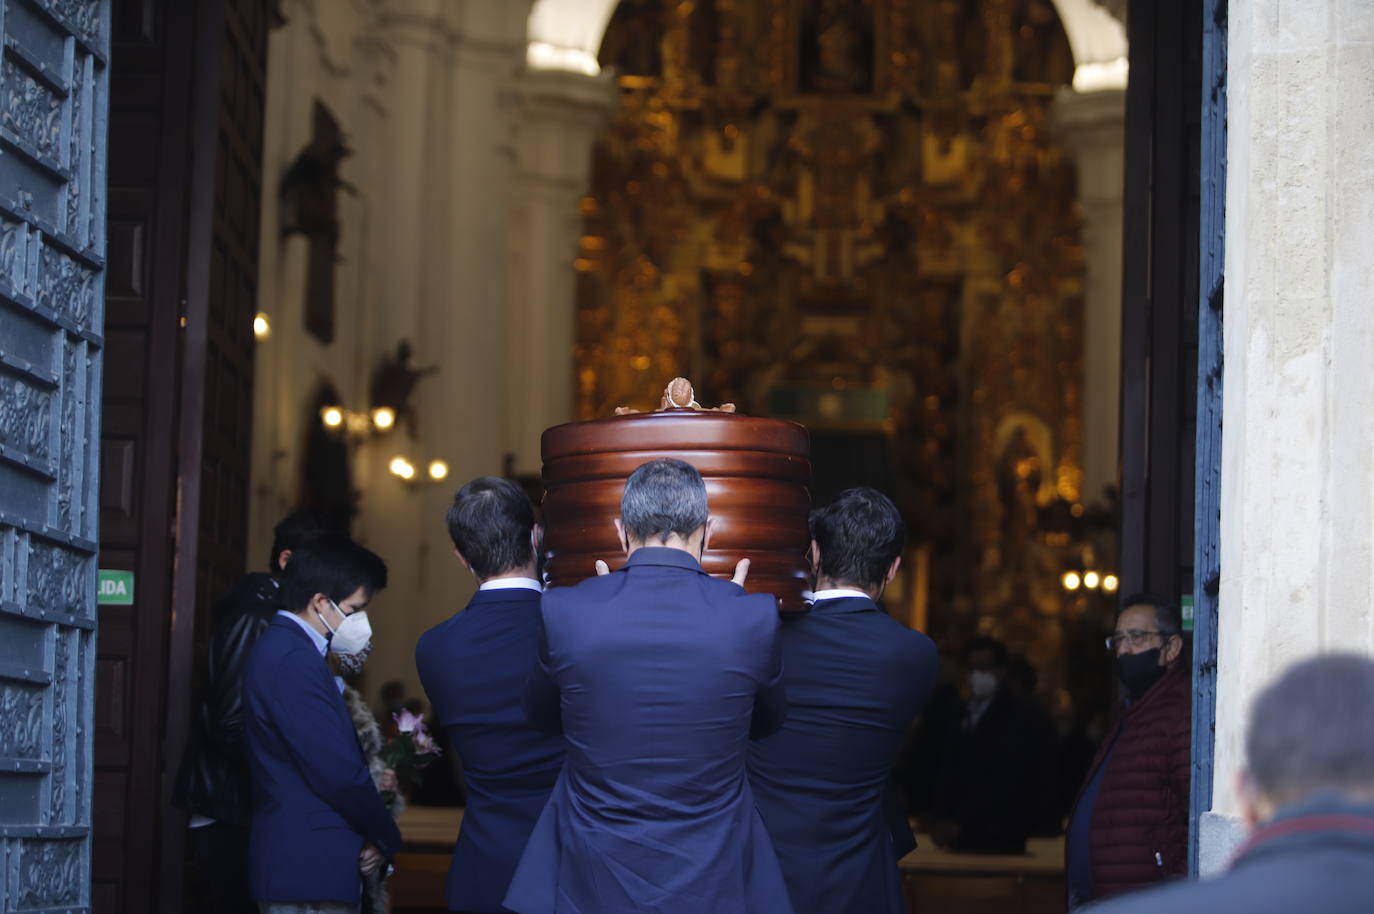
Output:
[
  {"left": 319, "top": 599, "right": 373, "bottom": 656},
  {"left": 967, "top": 670, "right": 999, "bottom": 699}
]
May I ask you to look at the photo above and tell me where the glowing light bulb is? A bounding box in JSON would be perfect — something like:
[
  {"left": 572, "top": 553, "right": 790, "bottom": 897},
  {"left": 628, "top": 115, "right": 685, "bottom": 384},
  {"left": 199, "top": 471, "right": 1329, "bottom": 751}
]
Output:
[
  {"left": 1102, "top": 574, "right": 1120, "bottom": 593},
  {"left": 253, "top": 313, "right": 271, "bottom": 339},
  {"left": 389, "top": 457, "right": 415, "bottom": 480},
  {"left": 428, "top": 460, "right": 449, "bottom": 481},
  {"left": 1083, "top": 571, "right": 1101, "bottom": 589},
  {"left": 371, "top": 407, "right": 396, "bottom": 431},
  {"left": 1062, "top": 571, "right": 1082, "bottom": 591},
  {"left": 321, "top": 406, "right": 344, "bottom": 428}
]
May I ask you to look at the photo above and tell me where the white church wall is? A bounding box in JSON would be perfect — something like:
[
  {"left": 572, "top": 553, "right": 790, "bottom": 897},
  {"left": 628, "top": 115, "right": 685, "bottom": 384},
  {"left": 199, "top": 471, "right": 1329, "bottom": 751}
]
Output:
[
  {"left": 249, "top": 0, "right": 541, "bottom": 710},
  {"left": 1203, "top": 0, "right": 1374, "bottom": 873}
]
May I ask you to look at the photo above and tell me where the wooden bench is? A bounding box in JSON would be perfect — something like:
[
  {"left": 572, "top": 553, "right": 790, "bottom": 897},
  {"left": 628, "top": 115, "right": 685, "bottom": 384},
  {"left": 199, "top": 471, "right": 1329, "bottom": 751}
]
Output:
[{"left": 391, "top": 806, "right": 1066, "bottom": 914}]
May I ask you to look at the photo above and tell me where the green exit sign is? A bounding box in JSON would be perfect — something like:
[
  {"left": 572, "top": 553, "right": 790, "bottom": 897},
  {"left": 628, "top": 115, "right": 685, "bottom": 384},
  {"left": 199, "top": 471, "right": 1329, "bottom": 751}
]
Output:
[{"left": 97, "top": 569, "right": 135, "bottom": 605}]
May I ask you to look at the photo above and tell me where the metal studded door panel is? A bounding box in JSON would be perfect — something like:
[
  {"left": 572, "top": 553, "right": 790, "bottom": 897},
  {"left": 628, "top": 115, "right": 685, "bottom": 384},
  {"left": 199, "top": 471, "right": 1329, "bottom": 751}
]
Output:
[
  {"left": 1190, "top": 0, "right": 1227, "bottom": 874},
  {"left": 0, "top": 1, "right": 107, "bottom": 912}
]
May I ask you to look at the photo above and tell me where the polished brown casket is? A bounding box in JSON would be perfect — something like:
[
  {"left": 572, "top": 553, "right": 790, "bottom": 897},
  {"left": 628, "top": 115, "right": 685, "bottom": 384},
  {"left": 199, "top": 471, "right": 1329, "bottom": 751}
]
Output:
[{"left": 541, "top": 409, "right": 812, "bottom": 609}]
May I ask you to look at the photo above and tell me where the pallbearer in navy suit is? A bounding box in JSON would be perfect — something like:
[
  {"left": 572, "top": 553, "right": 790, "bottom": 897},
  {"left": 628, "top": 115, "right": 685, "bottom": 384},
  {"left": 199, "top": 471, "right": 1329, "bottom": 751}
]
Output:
[
  {"left": 416, "top": 477, "right": 566, "bottom": 913},
  {"left": 242, "top": 538, "right": 401, "bottom": 914},
  {"left": 749, "top": 488, "right": 939, "bottom": 914},
  {"left": 504, "top": 458, "right": 793, "bottom": 914}
]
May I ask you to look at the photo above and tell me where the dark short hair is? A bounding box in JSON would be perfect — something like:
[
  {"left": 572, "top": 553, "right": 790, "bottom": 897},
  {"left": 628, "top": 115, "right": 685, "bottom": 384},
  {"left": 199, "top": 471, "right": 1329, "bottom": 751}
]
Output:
[
  {"left": 269, "top": 509, "right": 344, "bottom": 573},
  {"left": 1246, "top": 653, "right": 1374, "bottom": 807},
  {"left": 620, "top": 458, "right": 709, "bottom": 543},
  {"left": 810, "top": 487, "right": 905, "bottom": 590},
  {"left": 967, "top": 636, "right": 1010, "bottom": 669},
  {"left": 1120, "top": 592, "right": 1183, "bottom": 634},
  {"left": 281, "top": 538, "right": 388, "bottom": 611},
  {"left": 445, "top": 477, "right": 536, "bottom": 580}
]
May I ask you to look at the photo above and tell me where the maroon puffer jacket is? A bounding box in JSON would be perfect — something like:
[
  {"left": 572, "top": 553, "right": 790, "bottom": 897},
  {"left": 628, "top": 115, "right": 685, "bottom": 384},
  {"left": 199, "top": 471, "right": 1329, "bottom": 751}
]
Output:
[{"left": 1069, "top": 659, "right": 1192, "bottom": 901}]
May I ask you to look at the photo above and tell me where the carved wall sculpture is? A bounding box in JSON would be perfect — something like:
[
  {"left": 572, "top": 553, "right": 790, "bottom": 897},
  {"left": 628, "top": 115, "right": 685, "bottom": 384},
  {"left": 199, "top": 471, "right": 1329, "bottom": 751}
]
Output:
[{"left": 575, "top": 0, "right": 1085, "bottom": 657}]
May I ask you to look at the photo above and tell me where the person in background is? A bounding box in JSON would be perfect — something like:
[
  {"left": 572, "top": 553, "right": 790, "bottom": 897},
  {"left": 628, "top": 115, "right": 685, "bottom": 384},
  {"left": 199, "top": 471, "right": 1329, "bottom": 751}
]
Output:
[
  {"left": 1005, "top": 653, "right": 1064, "bottom": 836},
  {"left": 242, "top": 538, "right": 401, "bottom": 913},
  {"left": 505, "top": 458, "right": 791, "bottom": 914},
  {"left": 172, "top": 510, "right": 342, "bottom": 914},
  {"left": 1084, "top": 653, "right": 1374, "bottom": 914},
  {"left": 415, "top": 477, "right": 566, "bottom": 913},
  {"left": 931, "top": 637, "right": 1042, "bottom": 853},
  {"left": 748, "top": 487, "right": 939, "bottom": 914},
  {"left": 1066, "top": 594, "right": 1191, "bottom": 907}
]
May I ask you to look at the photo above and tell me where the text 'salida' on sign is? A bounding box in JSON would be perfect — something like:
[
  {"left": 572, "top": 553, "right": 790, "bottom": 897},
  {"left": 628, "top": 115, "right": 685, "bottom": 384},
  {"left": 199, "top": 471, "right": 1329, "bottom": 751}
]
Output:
[{"left": 97, "top": 569, "right": 136, "bottom": 606}]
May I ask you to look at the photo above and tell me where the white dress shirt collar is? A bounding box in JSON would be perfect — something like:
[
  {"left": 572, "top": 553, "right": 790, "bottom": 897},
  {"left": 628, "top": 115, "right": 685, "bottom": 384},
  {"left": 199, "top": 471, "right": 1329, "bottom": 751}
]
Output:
[
  {"left": 478, "top": 576, "right": 544, "bottom": 593},
  {"left": 277, "top": 609, "right": 329, "bottom": 656},
  {"left": 809, "top": 588, "right": 872, "bottom": 603}
]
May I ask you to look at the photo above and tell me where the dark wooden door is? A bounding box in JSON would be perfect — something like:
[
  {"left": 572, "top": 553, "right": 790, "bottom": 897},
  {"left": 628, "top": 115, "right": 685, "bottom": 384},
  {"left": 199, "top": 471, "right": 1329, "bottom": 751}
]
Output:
[
  {"left": 1118, "top": 0, "right": 1203, "bottom": 605},
  {"left": 97, "top": 0, "right": 267, "bottom": 910},
  {"left": 1118, "top": 0, "right": 1225, "bottom": 874}
]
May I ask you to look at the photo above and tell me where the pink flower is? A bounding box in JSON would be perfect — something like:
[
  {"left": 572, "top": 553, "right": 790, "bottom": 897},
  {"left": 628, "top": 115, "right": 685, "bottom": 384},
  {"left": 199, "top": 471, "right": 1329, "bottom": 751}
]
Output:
[
  {"left": 394, "top": 709, "right": 421, "bottom": 734},
  {"left": 413, "top": 727, "right": 438, "bottom": 755}
]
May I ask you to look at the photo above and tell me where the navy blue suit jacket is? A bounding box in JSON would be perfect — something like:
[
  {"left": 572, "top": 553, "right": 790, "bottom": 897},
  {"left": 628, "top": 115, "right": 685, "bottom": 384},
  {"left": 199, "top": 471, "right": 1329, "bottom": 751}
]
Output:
[
  {"left": 503, "top": 547, "right": 793, "bottom": 914},
  {"left": 748, "top": 595, "right": 938, "bottom": 914},
  {"left": 416, "top": 586, "right": 566, "bottom": 912},
  {"left": 242, "top": 615, "right": 401, "bottom": 904}
]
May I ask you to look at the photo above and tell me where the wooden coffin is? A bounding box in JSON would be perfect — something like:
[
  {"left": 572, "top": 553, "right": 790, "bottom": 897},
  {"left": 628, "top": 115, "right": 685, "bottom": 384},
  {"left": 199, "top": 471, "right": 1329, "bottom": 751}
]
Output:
[{"left": 541, "top": 409, "right": 812, "bottom": 609}]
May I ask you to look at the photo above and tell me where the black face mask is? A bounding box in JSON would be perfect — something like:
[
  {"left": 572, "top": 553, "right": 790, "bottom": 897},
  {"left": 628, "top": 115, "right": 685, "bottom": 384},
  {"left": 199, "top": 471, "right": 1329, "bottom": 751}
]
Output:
[{"left": 1115, "top": 648, "right": 1166, "bottom": 700}]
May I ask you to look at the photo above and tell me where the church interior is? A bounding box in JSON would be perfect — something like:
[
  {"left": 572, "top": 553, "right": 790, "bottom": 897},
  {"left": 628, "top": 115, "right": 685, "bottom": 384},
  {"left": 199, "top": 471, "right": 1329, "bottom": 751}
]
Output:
[{"left": 84, "top": 0, "right": 1213, "bottom": 910}]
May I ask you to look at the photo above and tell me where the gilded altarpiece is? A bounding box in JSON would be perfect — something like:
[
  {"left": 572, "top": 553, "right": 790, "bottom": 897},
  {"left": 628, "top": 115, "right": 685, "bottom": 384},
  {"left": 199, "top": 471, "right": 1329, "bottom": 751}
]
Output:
[{"left": 575, "top": 0, "right": 1084, "bottom": 655}]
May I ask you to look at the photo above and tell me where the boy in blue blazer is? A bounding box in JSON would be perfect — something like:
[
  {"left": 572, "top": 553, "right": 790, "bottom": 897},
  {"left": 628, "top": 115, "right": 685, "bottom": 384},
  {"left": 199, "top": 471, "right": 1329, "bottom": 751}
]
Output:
[{"left": 242, "top": 537, "right": 401, "bottom": 913}]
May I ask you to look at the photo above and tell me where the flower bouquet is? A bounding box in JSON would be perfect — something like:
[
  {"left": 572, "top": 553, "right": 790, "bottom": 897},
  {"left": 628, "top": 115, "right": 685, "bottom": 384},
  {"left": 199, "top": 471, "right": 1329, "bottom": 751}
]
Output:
[{"left": 379, "top": 708, "right": 441, "bottom": 805}]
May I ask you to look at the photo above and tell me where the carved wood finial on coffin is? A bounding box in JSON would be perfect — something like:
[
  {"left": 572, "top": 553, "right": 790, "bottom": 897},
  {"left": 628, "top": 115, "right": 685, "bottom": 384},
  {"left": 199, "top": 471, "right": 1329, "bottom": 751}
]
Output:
[{"left": 614, "top": 378, "right": 738, "bottom": 415}]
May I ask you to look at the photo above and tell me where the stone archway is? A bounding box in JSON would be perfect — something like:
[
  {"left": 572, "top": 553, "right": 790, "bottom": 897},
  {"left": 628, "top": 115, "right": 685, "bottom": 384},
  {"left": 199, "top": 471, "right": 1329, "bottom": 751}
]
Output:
[{"left": 527, "top": 0, "right": 1127, "bottom": 88}]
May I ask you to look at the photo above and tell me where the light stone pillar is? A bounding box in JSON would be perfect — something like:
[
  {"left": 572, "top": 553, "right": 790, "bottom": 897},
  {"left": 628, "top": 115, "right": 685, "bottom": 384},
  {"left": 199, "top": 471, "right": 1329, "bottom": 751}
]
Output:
[
  {"left": 1054, "top": 87, "right": 1125, "bottom": 508},
  {"left": 1201, "top": 0, "right": 1374, "bottom": 874},
  {"left": 359, "top": 0, "right": 533, "bottom": 699},
  {"left": 505, "top": 68, "right": 614, "bottom": 475},
  {"left": 358, "top": 4, "right": 456, "bottom": 708}
]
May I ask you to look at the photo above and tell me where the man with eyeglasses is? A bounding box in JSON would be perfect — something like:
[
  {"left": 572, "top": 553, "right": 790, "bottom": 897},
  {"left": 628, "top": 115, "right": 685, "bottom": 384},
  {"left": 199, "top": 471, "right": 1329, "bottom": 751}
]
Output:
[
  {"left": 1080, "top": 653, "right": 1374, "bottom": 914},
  {"left": 1065, "top": 594, "right": 1191, "bottom": 908}
]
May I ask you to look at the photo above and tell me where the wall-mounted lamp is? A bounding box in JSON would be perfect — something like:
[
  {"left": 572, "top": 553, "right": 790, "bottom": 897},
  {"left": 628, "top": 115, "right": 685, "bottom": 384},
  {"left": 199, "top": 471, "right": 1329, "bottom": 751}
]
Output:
[
  {"left": 1062, "top": 569, "right": 1119, "bottom": 593},
  {"left": 388, "top": 455, "right": 449, "bottom": 486},
  {"left": 253, "top": 312, "right": 272, "bottom": 340},
  {"left": 319, "top": 405, "right": 396, "bottom": 439},
  {"left": 371, "top": 407, "right": 396, "bottom": 431}
]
